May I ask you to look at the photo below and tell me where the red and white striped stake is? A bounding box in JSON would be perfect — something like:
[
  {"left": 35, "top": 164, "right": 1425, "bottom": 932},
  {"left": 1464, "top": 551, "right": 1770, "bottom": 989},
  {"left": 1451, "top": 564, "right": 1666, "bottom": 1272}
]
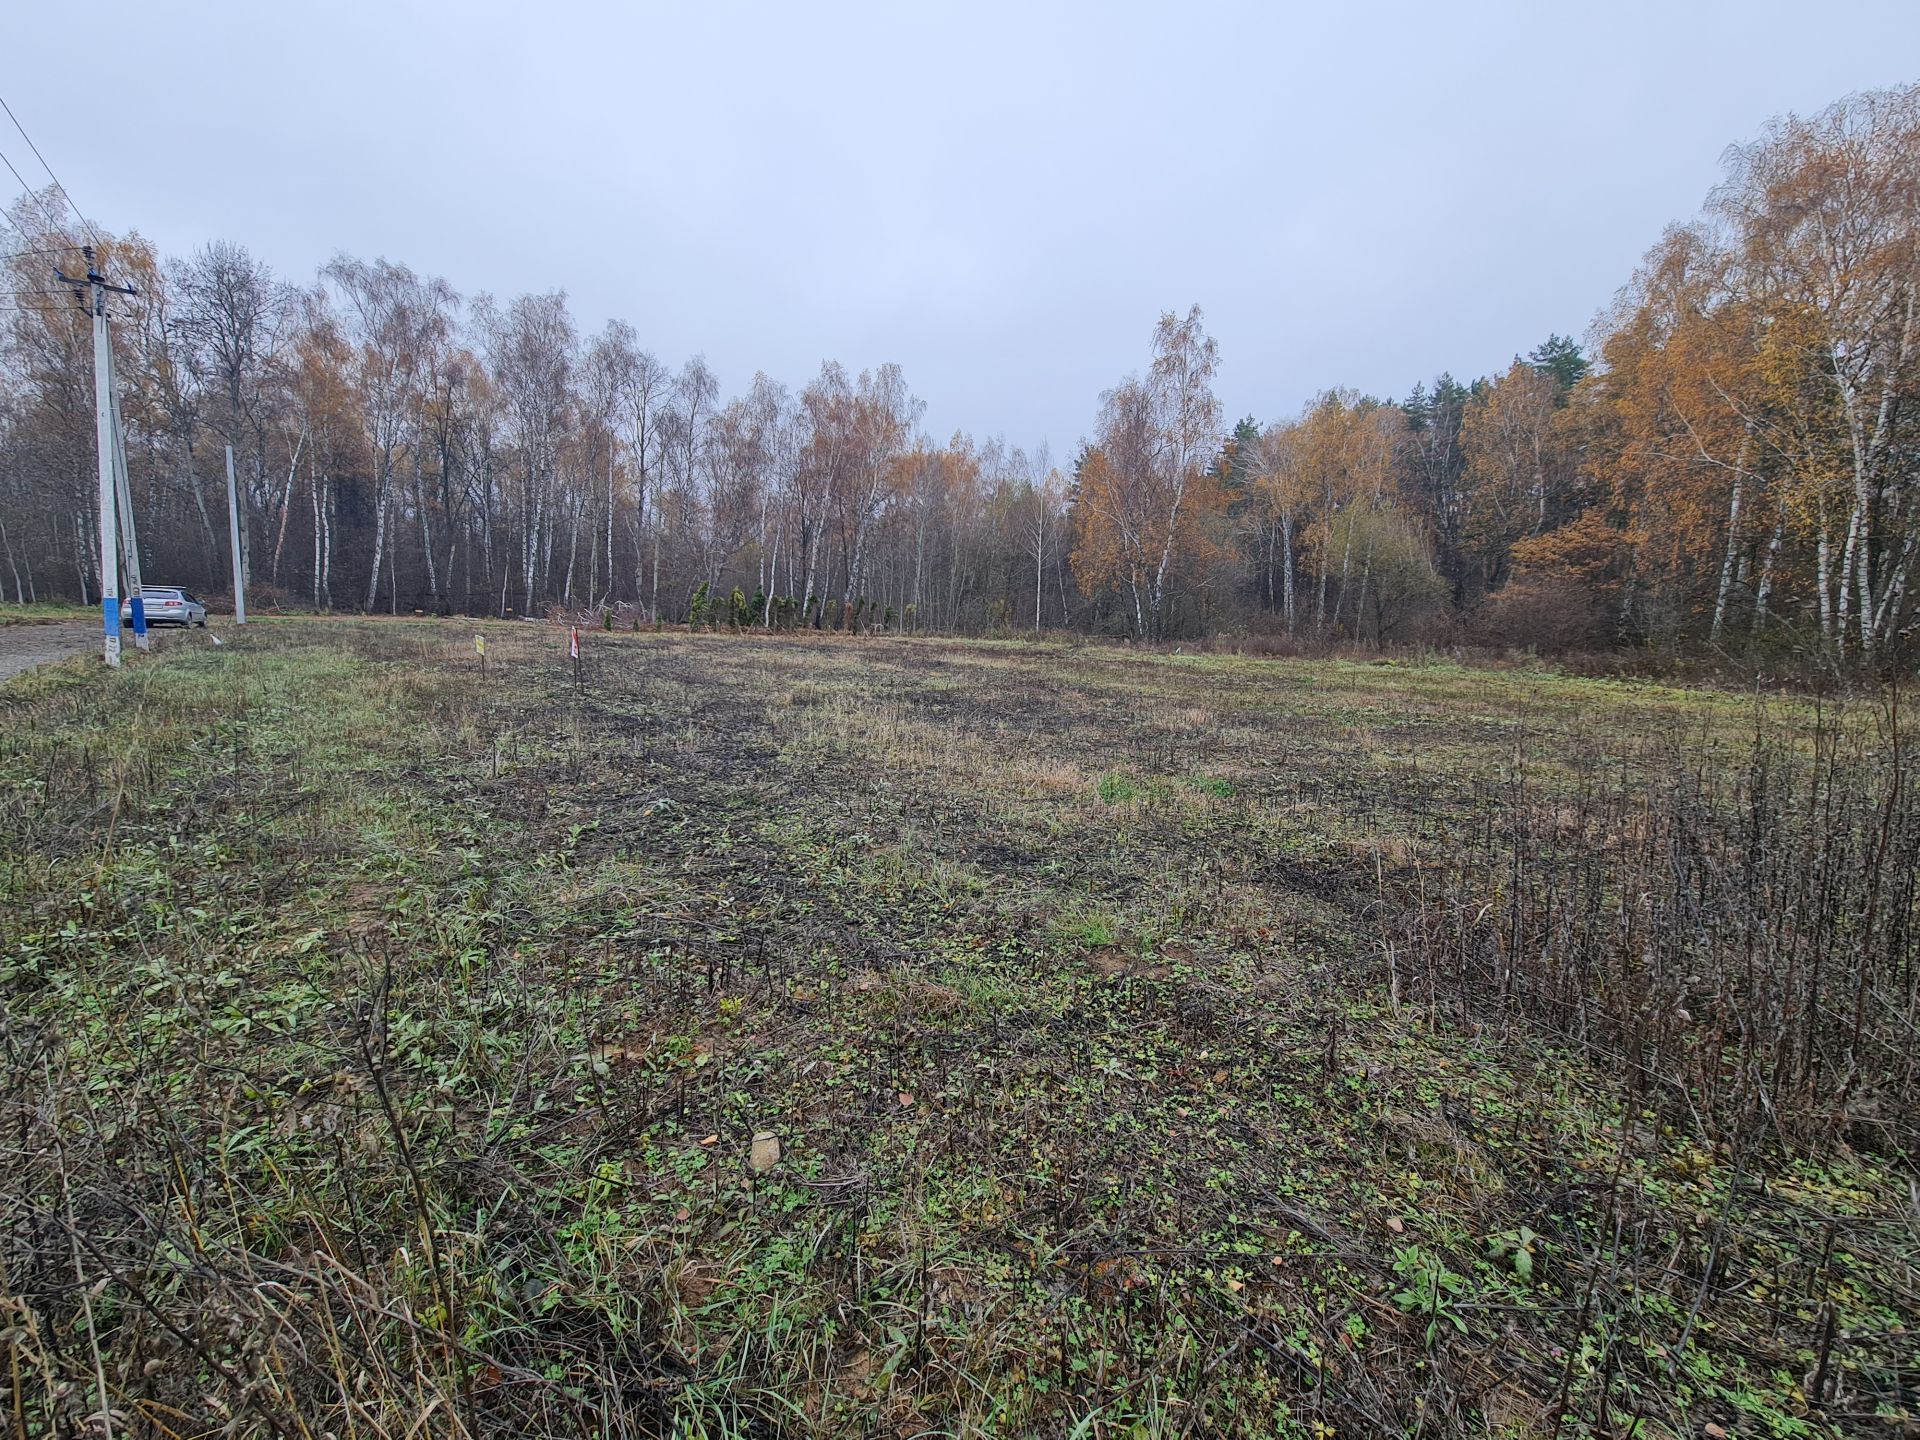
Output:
[{"left": 569, "top": 625, "right": 581, "bottom": 684}]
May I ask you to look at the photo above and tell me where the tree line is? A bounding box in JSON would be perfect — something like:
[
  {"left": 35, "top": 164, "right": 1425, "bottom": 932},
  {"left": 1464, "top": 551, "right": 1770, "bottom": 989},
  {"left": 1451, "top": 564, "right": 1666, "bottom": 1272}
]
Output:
[{"left": 2, "top": 82, "right": 1915, "bottom": 664}]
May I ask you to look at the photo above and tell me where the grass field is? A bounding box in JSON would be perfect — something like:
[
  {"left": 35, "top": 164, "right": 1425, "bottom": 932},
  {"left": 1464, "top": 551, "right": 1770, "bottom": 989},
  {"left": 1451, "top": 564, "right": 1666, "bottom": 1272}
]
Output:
[
  {"left": 0, "top": 600, "right": 94, "bottom": 626},
  {"left": 3, "top": 620, "right": 1915, "bottom": 1439}
]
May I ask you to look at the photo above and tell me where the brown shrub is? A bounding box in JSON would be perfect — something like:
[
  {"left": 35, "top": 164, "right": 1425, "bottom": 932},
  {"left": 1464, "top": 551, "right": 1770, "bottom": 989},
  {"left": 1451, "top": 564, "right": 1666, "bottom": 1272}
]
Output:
[{"left": 1479, "top": 573, "right": 1615, "bottom": 654}]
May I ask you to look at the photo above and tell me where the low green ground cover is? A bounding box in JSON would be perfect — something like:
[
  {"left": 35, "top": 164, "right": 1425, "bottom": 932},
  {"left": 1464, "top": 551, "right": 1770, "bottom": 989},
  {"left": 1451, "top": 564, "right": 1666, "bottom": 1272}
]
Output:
[{"left": 2, "top": 621, "right": 1912, "bottom": 1437}]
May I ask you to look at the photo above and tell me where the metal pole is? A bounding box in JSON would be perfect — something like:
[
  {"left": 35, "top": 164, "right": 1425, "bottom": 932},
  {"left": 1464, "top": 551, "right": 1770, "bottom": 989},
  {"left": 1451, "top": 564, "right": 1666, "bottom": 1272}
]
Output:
[
  {"left": 109, "top": 346, "right": 147, "bottom": 649},
  {"left": 89, "top": 275, "right": 121, "bottom": 666},
  {"left": 225, "top": 445, "right": 246, "bottom": 625}
]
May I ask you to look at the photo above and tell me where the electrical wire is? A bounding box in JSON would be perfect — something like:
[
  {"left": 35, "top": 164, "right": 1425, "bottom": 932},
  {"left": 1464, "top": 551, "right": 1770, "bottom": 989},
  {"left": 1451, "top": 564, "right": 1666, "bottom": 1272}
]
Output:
[
  {"left": 1, "top": 244, "right": 87, "bottom": 261},
  {"left": 0, "top": 193, "right": 30, "bottom": 245},
  {"left": 0, "top": 92, "right": 97, "bottom": 248},
  {"left": 0, "top": 139, "right": 90, "bottom": 258},
  {"left": 0, "top": 145, "right": 45, "bottom": 215}
]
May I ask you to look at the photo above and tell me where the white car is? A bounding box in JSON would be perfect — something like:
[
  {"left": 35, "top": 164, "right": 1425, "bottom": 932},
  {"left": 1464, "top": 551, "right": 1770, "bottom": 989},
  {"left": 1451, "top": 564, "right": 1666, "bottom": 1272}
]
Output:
[{"left": 122, "top": 587, "right": 208, "bottom": 627}]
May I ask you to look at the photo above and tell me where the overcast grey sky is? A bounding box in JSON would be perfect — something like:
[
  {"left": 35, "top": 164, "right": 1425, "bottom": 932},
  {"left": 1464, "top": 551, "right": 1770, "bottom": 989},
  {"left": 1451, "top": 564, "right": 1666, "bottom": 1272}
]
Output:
[{"left": 7, "top": 2, "right": 1917, "bottom": 455}]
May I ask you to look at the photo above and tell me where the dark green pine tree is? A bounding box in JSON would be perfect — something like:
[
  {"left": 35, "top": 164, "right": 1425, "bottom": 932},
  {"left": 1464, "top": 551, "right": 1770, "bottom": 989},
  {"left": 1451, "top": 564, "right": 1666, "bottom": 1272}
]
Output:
[
  {"left": 1528, "top": 333, "right": 1590, "bottom": 391},
  {"left": 1403, "top": 381, "right": 1433, "bottom": 432},
  {"left": 1221, "top": 416, "right": 1262, "bottom": 504},
  {"left": 1401, "top": 373, "right": 1474, "bottom": 605},
  {"left": 1068, "top": 440, "right": 1097, "bottom": 509}
]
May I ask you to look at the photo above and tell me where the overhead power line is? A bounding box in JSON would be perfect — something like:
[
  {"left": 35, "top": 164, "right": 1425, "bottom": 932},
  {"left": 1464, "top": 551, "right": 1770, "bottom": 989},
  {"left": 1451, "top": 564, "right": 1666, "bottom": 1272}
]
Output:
[
  {"left": 2, "top": 244, "right": 88, "bottom": 261},
  {"left": 0, "top": 145, "right": 43, "bottom": 209},
  {"left": 0, "top": 93, "right": 96, "bottom": 247},
  {"left": 0, "top": 140, "right": 80, "bottom": 249},
  {"left": 0, "top": 174, "right": 29, "bottom": 245}
]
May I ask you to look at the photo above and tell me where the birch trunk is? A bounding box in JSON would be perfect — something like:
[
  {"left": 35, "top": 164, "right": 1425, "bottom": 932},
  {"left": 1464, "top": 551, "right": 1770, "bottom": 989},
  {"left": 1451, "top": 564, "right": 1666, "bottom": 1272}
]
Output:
[
  {"left": 364, "top": 477, "right": 389, "bottom": 612},
  {"left": 1709, "top": 433, "right": 1751, "bottom": 644}
]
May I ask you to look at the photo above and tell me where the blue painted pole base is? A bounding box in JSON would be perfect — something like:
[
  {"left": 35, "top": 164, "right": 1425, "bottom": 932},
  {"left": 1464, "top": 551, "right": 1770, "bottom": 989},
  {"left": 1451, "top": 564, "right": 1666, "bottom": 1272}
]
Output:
[{"left": 102, "top": 598, "right": 122, "bottom": 667}]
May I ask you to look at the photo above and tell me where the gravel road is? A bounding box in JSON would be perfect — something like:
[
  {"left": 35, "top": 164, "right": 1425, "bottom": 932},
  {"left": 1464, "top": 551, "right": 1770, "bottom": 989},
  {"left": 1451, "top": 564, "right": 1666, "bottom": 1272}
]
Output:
[{"left": 0, "top": 622, "right": 98, "bottom": 684}]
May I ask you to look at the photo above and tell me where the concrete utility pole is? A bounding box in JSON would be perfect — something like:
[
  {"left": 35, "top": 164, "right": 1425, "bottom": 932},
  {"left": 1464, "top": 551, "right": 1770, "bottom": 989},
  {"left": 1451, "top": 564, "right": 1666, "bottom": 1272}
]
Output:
[
  {"left": 62, "top": 248, "right": 138, "bottom": 666},
  {"left": 109, "top": 343, "right": 148, "bottom": 650},
  {"left": 225, "top": 445, "right": 246, "bottom": 624}
]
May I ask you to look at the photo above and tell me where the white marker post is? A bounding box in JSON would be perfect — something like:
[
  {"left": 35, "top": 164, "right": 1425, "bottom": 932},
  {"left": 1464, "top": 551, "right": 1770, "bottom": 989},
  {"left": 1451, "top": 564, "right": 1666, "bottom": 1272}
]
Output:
[{"left": 225, "top": 445, "right": 247, "bottom": 625}]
